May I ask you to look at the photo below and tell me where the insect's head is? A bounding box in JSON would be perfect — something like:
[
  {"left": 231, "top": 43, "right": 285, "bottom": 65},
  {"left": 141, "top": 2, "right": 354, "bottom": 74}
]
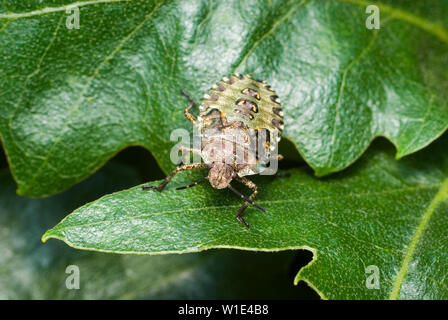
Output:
[{"left": 208, "top": 162, "right": 236, "bottom": 189}]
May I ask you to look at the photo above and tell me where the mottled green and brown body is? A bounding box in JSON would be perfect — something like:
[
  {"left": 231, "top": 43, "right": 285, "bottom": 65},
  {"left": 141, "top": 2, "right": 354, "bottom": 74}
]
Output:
[
  {"left": 199, "top": 74, "right": 284, "bottom": 184},
  {"left": 143, "top": 74, "right": 285, "bottom": 228}
]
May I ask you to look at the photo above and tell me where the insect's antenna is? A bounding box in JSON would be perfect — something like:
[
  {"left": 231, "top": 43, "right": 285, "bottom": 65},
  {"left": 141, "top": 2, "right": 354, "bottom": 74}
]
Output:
[
  {"left": 227, "top": 185, "right": 269, "bottom": 214},
  {"left": 180, "top": 88, "right": 195, "bottom": 104},
  {"left": 176, "top": 178, "right": 208, "bottom": 190}
]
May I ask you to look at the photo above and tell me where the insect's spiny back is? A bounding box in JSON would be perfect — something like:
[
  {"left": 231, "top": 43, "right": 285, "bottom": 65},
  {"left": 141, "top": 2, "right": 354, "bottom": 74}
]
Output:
[{"left": 199, "top": 74, "right": 284, "bottom": 141}]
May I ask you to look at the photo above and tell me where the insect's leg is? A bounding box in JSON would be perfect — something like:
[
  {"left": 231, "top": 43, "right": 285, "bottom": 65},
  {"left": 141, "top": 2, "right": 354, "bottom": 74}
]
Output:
[
  {"left": 234, "top": 177, "right": 259, "bottom": 228},
  {"left": 180, "top": 89, "right": 198, "bottom": 127},
  {"left": 176, "top": 178, "right": 208, "bottom": 190},
  {"left": 184, "top": 102, "right": 197, "bottom": 126},
  {"left": 178, "top": 146, "right": 201, "bottom": 155},
  {"left": 142, "top": 163, "right": 208, "bottom": 192},
  {"left": 277, "top": 154, "right": 284, "bottom": 161}
]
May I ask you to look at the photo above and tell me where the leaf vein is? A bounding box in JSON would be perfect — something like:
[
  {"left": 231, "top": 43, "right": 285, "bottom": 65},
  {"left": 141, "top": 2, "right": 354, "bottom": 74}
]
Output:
[
  {"left": 48, "top": 183, "right": 440, "bottom": 232},
  {"left": 232, "top": 0, "right": 309, "bottom": 70},
  {"left": 20, "top": 1, "right": 166, "bottom": 193},
  {"left": 339, "top": 0, "right": 448, "bottom": 45},
  {"left": 389, "top": 177, "right": 448, "bottom": 299},
  {"left": 328, "top": 30, "right": 379, "bottom": 166},
  {"left": 0, "top": 0, "right": 130, "bottom": 19}
]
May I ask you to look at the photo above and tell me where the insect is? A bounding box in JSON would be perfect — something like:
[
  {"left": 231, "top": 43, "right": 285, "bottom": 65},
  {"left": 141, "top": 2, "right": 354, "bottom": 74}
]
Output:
[{"left": 142, "top": 74, "right": 285, "bottom": 228}]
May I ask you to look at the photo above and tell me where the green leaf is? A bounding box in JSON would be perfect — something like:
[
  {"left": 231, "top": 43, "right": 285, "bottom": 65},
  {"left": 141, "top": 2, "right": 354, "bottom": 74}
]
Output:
[
  {"left": 44, "top": 134, "right": 448, "bottom": 299},
  {"left": 0, "top": 164, "right": 313, "bottom": 299},
  {"left": 1, "top": 0, "right": 448, "bottom": 196}
]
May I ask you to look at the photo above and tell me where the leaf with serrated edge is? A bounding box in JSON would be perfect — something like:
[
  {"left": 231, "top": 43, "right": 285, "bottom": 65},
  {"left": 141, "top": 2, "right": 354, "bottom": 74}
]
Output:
[
  {"left": 44, "top": 134, "right": 448, "bottom": 299},
  {"left": 0, "top": 164, "right": 310, "bottom": 299},
  {"left": 1, "top": 0, "right": 448, "bottom": 196}
]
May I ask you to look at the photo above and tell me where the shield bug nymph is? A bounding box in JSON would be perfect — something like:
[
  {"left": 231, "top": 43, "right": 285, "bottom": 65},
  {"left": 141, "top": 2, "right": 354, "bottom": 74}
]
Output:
[{"left": 142, "top": 74, "right": 285, "bottom": 228}]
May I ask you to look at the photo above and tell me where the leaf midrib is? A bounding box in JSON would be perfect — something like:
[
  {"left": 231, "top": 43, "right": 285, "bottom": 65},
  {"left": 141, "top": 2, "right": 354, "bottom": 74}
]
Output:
[
  {"left": 339, "top": 0, "right": 448, "bottom": 45},
  {"left": 43, "top": 183, "right": 440, "bottom": 236},
  {"left": 389, "top": 177, "right": 448, "bottom": 299}
]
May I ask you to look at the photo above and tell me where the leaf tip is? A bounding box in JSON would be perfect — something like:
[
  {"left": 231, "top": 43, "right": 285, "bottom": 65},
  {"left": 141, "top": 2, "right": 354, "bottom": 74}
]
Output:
[{"left": 41, "top": 230, "right": 55, "bottom": 243}]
